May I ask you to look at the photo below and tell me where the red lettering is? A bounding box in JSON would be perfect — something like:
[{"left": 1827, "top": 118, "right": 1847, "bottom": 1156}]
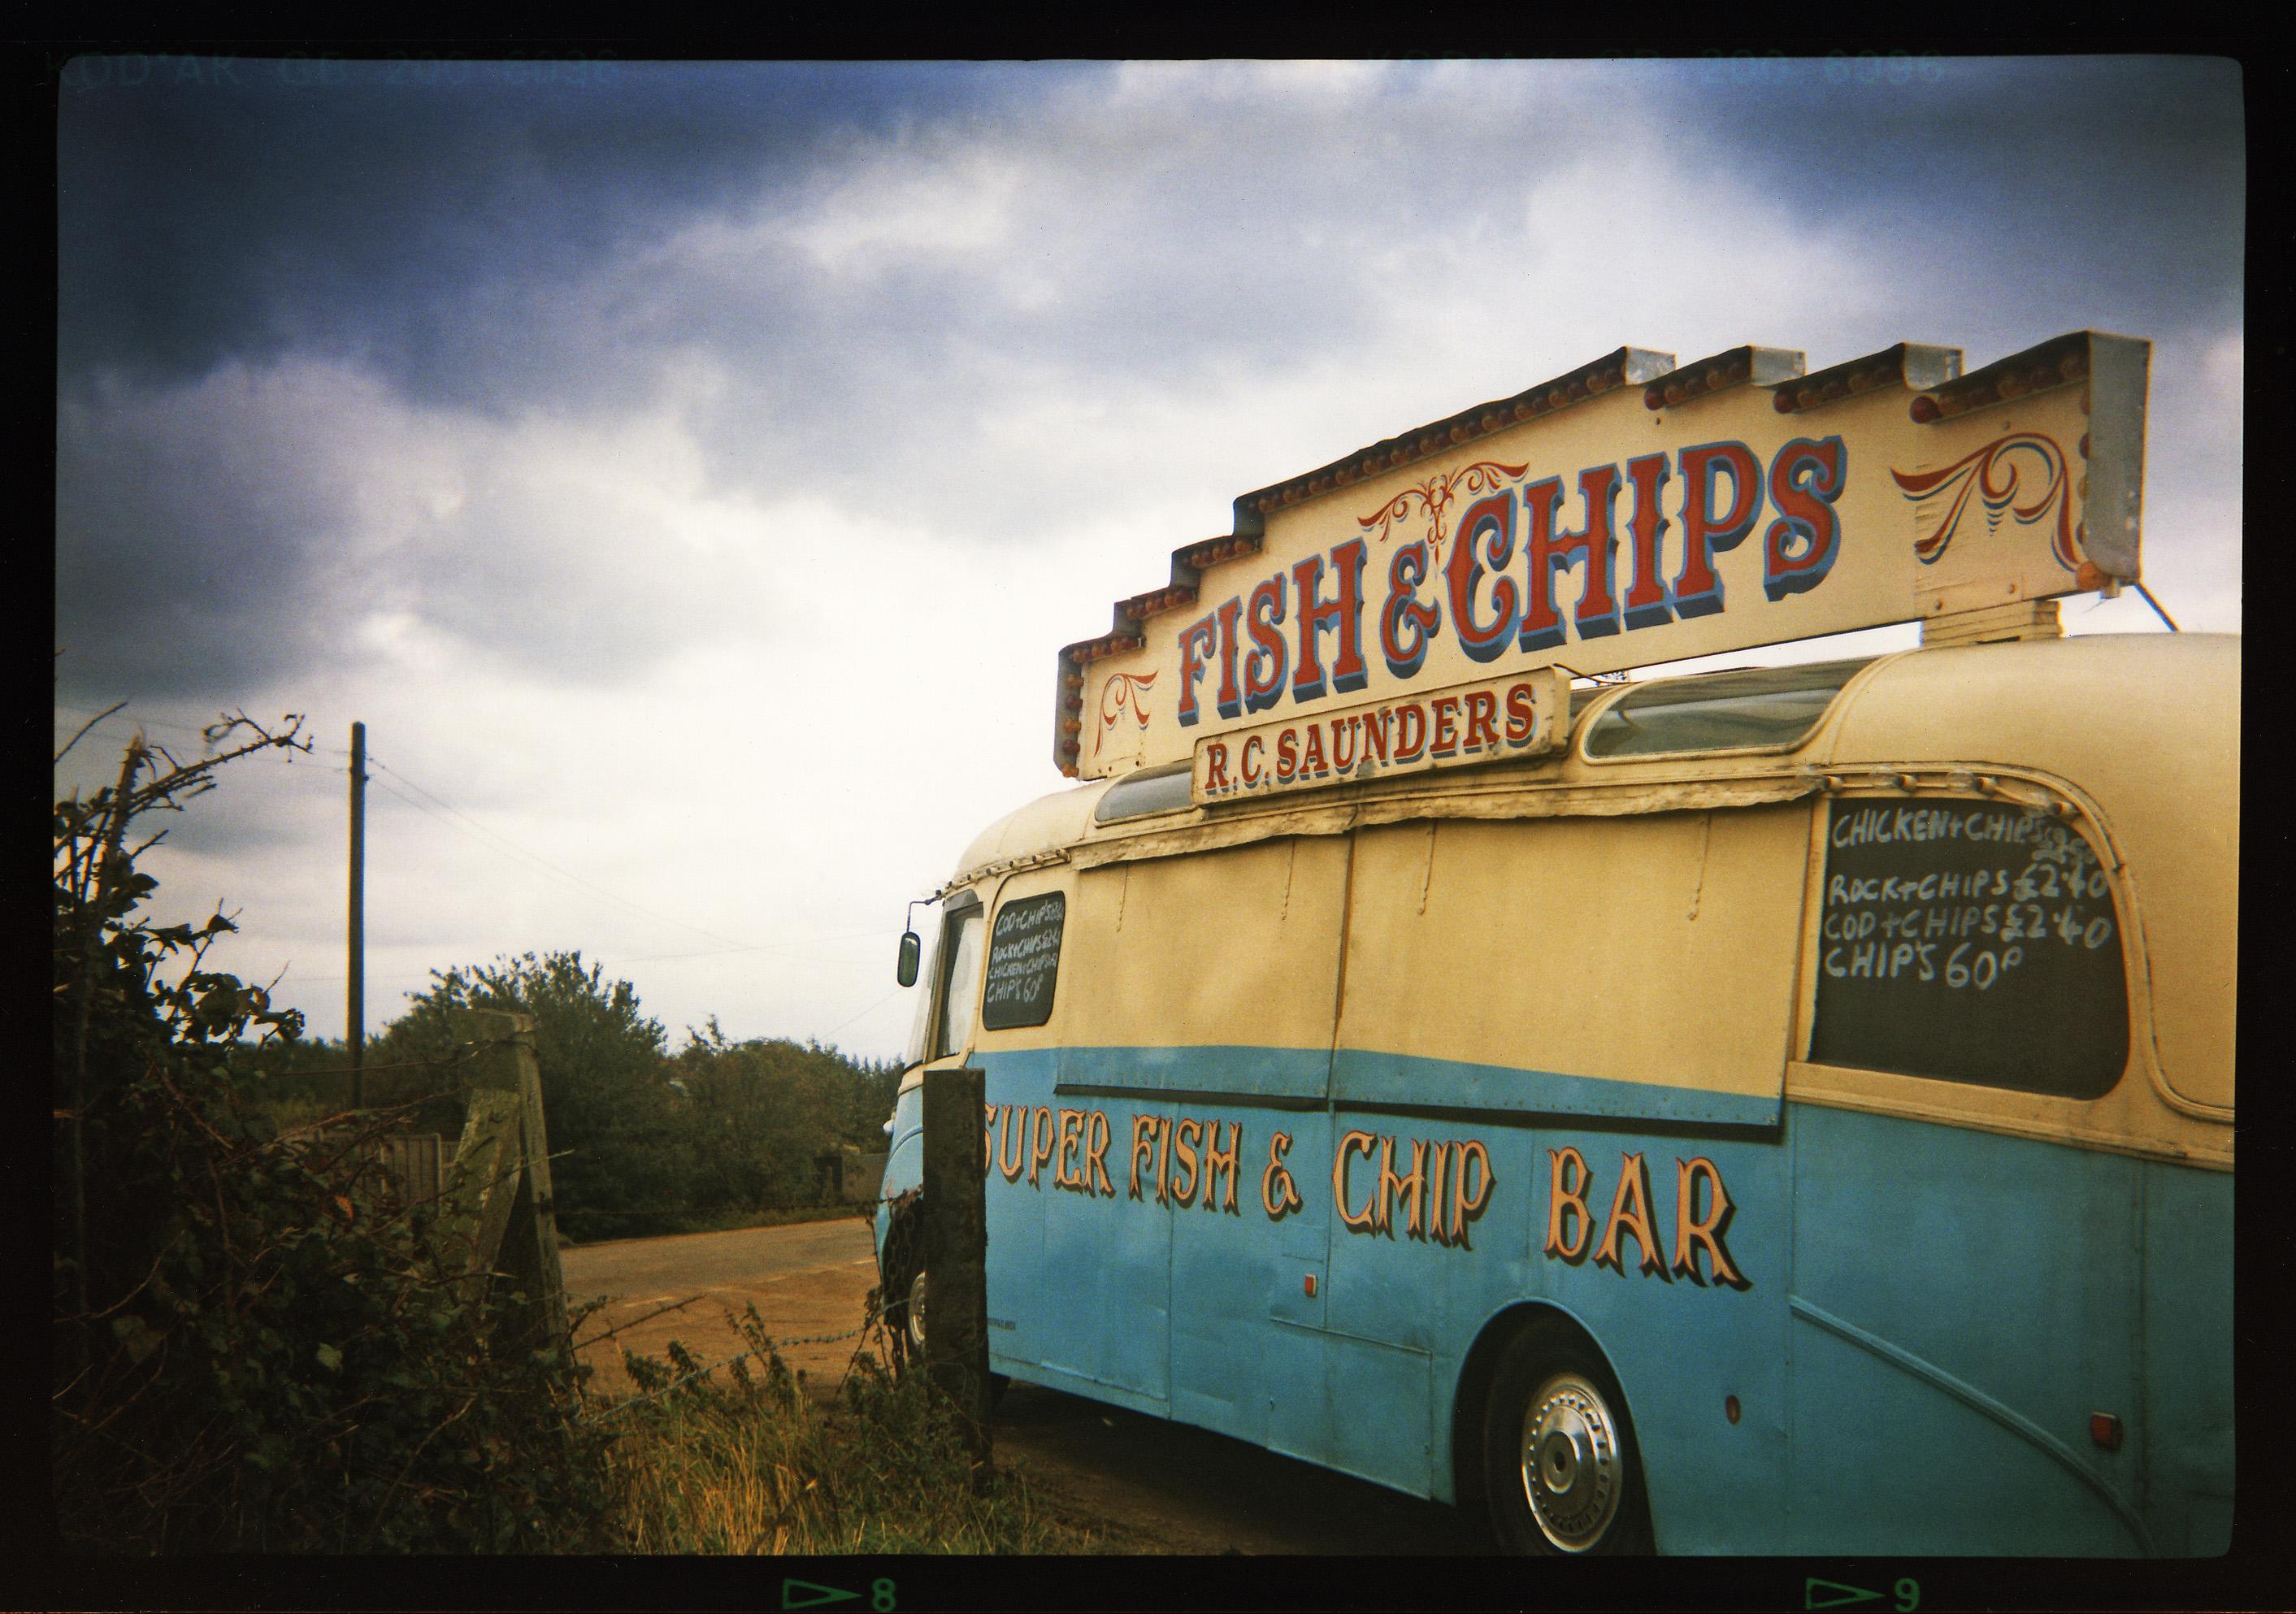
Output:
[
  {"left": 1445, "top": 491, "right": 1521, "bottom": 660},
  {"left": 1621, "top": 452, "right": 1674, "bottom": 627},
  {"left": 1214, "top": 597, "right": 1243, "bottom": 717},
  {"left": 1202, "top": 741, "right": 1230, "bottom": 792},
  {"left": 1362, "top": 708, "right": 1391, "bottom": 765},
  {"left": 1380, "top": 540, "right": 1439, "bottom": 674},
  {"left": 1521, "top": 466, "right": 1622, "bottom": 649},
  {"left": 1177, "top": 614, "right": 1218, "bottom": 726},
  {"left": 1243, "top": 577, "right": 1289, "bottom": 709},
  {"left": 1762, "top": 436, "right": 1847, "bottom": 601},
  {"left": 1504, "top": 682, "right": 1536, "bottom": 743},
  {"left": 1275, "top": 727, "right": 1300, "bottom": 779},
  {"left": 1293, "top": 540, "right": 1369, "bottom": 699},
  {"left": 1394, "top": 703, "right": 1428, "bottom": 761},
  {"left": 1463, "top": 689, "right": 1498, "bottom": 751},
  {"left": 1430, "top": 695, "right": 1460, "bottom": 754},
  {"left": 1240, "top": 733, "right": 1265, "bottom": 786},
  {"left": 1673, "top": 442, "right": 1762, "bottom": 614}
]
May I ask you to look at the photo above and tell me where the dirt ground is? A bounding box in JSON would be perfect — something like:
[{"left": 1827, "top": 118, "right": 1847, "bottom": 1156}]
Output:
[
  {"left": 558, "top": 1219, "right": 1491, "bottom": 1554},
  {"left": 562, "top": 1214, "right": 885, "bottom": 1396}
]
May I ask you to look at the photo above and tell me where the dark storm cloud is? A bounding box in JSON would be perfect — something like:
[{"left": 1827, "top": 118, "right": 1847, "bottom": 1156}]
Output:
[
  {"left": 1658, "top": 56, "right": 2242, "bottom": 341},
  {"left": 54, "top": 58, "right": 2243, "bottom": 709},
  {"left": 57, "top": 58, "right": 1084, "bottom": 406},
  {"left": 55, "top": 369, "right": 356, "bottom": 698}
]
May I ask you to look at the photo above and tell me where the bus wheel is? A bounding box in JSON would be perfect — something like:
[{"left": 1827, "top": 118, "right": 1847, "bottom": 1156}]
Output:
[
  {"left": 1482, "top": 1317, "right": 1651, "bottom": 1555},
  {"left": 880, "top": 1220, "right": 927, "bottom": 1366}
]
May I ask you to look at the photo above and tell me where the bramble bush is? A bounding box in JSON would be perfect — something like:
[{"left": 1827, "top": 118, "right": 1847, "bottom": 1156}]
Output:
[
  {"left": 51, "top": 716, "right": 614, "bottom": 1552},
  {"left": 243, "top": 960, "right": 904, "bottom": 1244},
  {"left": 603, "top": 1304, "right": 1097, "bottom": 1554}
]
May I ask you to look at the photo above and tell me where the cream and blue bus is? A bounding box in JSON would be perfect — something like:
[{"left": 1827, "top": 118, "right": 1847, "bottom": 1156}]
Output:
[{"left": 874, "top": 329, "right": 2233, "bottom": 1555}]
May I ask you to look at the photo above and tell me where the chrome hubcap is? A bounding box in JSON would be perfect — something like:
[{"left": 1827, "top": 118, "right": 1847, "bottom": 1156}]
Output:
[
  {"left": 906, "top": 1268, "right": 928, "bottom": 1352},
  {"left": 1518, "top": 1370, "right": 1625, "bottom": 1551}
]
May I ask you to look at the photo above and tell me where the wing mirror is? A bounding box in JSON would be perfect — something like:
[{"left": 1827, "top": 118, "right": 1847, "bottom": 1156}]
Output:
[{"left": 896, "top": 929, "right": 922, "bottom": 987}]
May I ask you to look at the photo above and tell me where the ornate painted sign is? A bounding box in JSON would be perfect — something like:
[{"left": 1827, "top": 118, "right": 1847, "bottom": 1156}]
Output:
[
  {"left": 980, "top": 1100, "right": 1748, "bottom": 1282},
  {"left": 1190, "top": 666, "right": 1569, "bottom": 803},
  {"left": 1057, "top": 331, "right": 2149, "bottom": 781}
]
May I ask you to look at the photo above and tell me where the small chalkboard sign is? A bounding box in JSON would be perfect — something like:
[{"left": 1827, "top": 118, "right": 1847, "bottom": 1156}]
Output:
[
  {"left": 981, "top": 892, "right": 1066, "bottom": 1030},
  {"left": 1808, "top": 799, "right": 2128, "bottom": 1098}
]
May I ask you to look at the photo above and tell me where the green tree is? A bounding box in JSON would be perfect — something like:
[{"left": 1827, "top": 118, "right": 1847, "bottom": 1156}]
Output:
[
  {"left": 371, "top": 952, "right": 683, "bottom": 1241},
  {"left": 670, "top": 1024, "right": 902, "bottom": 1211},
  {"left": 52, "top": 717, "right": 610, "bottom": 1551}
]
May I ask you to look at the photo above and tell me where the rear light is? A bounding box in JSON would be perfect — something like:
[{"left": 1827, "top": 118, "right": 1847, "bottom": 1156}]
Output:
[{"left": 2090, "top": 1412, "right": 2123, "bottom": 1451}]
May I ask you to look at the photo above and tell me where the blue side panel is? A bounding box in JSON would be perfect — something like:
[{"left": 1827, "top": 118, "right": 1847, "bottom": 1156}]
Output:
[
  {"left": 1317, "top": 1098, "right": 1791, "bottom": 1543},
  {"left": 880, "top": 1049, "right": 2231, "bottom": 1555},
  {"left": 1785, "top": 1104, "right": 2185, "bottom": 1555},
  {"left": 1510, "top": 1128, "right": 1792, "bottom": 1553},
  {"left": 1335, "top": 1047, "right": 1783, "bottom": 1126},
  {"left": 976, "top": 1054, "right": 1051, "bottom": 1369},
  {"left": 1170, "top": 1107, "right": 1331, "bottom": 1453},
  {"left": 996, "top": 1048, "right": 1169, "bottom": 1403},
  {"left": 2140, "top": 1161, "right": 2236, "bottom": 1555}
]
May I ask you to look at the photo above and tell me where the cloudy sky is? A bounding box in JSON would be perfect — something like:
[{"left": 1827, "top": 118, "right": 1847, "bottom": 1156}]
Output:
[{"left": 52, "top": 55, "right": 2243, "bottom": 1061}]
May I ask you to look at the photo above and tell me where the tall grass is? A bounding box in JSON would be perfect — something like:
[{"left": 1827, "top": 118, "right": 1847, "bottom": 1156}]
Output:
[{"left": 601, "top": 1307, "right": 1102, "bottom": 1554}]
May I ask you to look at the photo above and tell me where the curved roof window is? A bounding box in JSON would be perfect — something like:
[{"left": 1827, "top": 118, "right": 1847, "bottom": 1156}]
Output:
[
  {"left": 1582, "top": 657, "right": 1874, "bottom": 761},
  {"left": 1093, "top": 760, "right": 1196, "bottom": 823}
]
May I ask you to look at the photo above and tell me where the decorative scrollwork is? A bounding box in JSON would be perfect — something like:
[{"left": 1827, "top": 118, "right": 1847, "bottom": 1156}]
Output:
[
  {"left": 1894, "top": 433, "right": 2078, "bottom": 572},
  {"left": 1356, "top": 459, "right": 1529, "bottom": 560},
  {"left": 1094, "top": 671, "right": 1157, "bottom": 756}
]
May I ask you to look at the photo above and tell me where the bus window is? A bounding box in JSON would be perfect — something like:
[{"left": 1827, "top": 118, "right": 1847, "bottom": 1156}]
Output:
[
  {"left": 1093, "top": 760, "right": 1195, "bottom": 823},
  {"left": 982, "top": 892, "right": 1066, "bottom": 1030},
  {"left": 934, "top": 903, "right": 986, "bottom": 1058},
  {"left": 1806, "top": 798, "right": 2129, "bottom": 1098},
  {"left": 1582, "top": 658, "right": 1870, "bottom": 760}
]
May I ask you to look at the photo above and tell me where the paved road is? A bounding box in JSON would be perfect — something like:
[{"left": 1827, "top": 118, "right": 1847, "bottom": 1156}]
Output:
[{"left": 560, "top": 1217, "right": 1489, "bottom": 1553}]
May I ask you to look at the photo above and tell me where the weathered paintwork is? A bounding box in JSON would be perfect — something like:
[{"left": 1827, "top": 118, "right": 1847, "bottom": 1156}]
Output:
[
  {"left": 1057, "top": 332, "right": 2150, "bottom": 783},
  {"left": 884, "top": 625, "right": 2233, "bottom": 1555}
]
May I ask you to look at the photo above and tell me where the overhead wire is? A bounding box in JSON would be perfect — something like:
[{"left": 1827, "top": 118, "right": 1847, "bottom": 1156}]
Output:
[
  {"left": 56, "top": 707, "right": 903, "bottom": 1038},
  {"left": 824, "top": 983, "right": 908, "bottom": 1041},
  {"left": 362, "top": 757, "right": 759, "bottom": 952}
]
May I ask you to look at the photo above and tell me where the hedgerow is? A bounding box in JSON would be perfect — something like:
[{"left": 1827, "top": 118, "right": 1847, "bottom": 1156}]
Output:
[{"left": 51, "top": 716, "right": 614, "bottom": 1552}]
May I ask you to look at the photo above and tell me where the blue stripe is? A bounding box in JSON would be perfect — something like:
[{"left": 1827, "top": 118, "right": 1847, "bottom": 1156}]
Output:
[
  {"left": 1047, "top": 1043, "right": 1782, "bottom": 1124},
  {"left": 1335, "top": 1047, "right": 1782, "bottom": 1126},
  {"left": 1053, "top": 1043, "right": 1331, "bottom": 1102}
]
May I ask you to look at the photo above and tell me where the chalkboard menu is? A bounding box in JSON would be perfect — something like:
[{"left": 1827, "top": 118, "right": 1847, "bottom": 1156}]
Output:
[
  {"left": 1808, "top": 799, "right": 2128, "bottom": 1099},
  {"left": 982, "top": 892, "right": 1066, "bottom": 1030}
]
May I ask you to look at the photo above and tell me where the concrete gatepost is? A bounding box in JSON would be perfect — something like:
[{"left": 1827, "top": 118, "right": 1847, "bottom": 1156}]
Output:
[{"left": 921, "top": 1065, "right": 991, "bottom": 1488}]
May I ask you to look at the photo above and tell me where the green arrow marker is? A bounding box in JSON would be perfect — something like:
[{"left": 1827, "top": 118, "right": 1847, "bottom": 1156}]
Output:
[
  {"left": 782, "top": 1580, "right": 862, "bottom": 1610},
  {"left": 1804, "top": 1578, "right": 1882, "bottom": 1609}
]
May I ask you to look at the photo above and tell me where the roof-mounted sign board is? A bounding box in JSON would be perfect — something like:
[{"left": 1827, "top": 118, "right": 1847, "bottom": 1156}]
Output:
[{"left": 1056, "top": 330, "right": 2148, "bottom": 789}]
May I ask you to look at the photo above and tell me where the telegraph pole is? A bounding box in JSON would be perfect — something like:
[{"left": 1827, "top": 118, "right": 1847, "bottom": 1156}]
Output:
[{"left": 349, "top": 722, "right": 367, "bottom": 1109}]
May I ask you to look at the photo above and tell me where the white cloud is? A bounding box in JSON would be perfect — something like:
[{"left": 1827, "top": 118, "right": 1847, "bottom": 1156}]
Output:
[{"left": 56, "top": 60, "right": 2244, "bottom": 1059}]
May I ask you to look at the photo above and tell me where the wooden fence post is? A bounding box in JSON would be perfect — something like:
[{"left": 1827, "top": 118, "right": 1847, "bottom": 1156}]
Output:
[
  {"left": 440, "top": 1009, "right": 568, "bottom": 1356},
  {"left": 921, "top": 1065, "right": 990, "bottom": 1487}
]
